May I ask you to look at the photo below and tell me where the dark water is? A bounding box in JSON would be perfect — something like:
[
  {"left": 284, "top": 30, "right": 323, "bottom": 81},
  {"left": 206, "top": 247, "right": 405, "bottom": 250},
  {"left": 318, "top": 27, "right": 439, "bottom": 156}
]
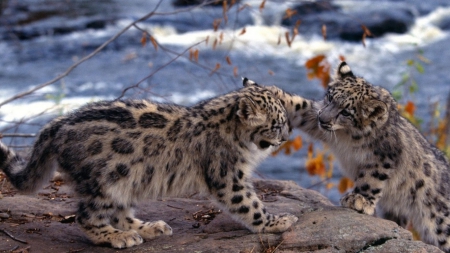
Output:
[{"left": 1, "top": 0, "right": 450, "bottom": 202}]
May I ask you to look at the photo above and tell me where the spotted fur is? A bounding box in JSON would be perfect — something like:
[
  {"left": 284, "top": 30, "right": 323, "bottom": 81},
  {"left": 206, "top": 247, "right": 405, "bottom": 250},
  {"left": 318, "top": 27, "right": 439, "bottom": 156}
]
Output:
[
  {"left": 246, "top": 62, "right": 450, "bottom": 252},
  {"left": 0, "top": 83, "right": 298, "bottom": 248}
]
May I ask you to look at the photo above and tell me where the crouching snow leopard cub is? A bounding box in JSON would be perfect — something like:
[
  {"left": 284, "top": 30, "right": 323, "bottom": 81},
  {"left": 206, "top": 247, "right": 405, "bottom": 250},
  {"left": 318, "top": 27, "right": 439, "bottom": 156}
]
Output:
[
  {"left": 0, "top": 82, "right": 298, "bottom": 248},
  {"left": 245, "top": 61, "right": 450, "bottom": 252}
]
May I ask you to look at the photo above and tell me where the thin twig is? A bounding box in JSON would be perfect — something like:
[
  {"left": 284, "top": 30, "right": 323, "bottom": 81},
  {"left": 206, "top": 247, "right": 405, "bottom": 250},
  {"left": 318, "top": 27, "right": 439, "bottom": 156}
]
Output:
[
  {"left": 117, "top": 39, "right": 206, "bottom": 99},
  {"left": 0, "top": 228, "right": 28, "bottom": 244},
  {"left": 167, "top": 204, "right": 184, "bottom": 210},
  {"left": 0, "top": 1, "right": 167, "bottom": 108}
]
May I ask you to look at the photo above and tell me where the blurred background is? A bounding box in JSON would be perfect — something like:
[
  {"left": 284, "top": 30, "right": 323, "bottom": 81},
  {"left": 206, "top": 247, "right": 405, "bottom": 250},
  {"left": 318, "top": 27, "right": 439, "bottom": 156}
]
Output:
[{"left": 1, "top": 0, "right": 450, "bottom": 203}]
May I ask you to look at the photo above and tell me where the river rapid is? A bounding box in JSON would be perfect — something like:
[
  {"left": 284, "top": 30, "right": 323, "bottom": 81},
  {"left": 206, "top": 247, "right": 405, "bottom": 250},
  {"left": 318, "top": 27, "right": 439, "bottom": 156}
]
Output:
[{"left": 1, "top": 0, "right": 450, "bottom": 202}]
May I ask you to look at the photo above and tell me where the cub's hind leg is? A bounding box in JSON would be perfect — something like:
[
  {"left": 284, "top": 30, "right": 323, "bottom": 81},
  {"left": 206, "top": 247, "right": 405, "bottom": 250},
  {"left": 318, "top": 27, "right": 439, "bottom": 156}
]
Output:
[
  {"left": 111, "top": 207, "right": 172, "bottom": 240},
  {"left": 76, "top": 199, "right": 143, "bottom": 249}
]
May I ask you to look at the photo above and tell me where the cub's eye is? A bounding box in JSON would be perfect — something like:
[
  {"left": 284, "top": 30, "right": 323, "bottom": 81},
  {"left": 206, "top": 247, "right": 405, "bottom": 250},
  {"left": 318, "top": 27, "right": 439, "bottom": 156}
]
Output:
[{"left": 340, "top": 109, "right": 351, "bottom": 117}]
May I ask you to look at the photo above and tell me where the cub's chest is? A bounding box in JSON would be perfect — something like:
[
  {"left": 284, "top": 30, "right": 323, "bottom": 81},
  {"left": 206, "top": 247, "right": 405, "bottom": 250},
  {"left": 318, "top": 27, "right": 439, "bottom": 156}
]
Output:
[{"left": 331, "top": 144, "right": 374, "bottom": 178}]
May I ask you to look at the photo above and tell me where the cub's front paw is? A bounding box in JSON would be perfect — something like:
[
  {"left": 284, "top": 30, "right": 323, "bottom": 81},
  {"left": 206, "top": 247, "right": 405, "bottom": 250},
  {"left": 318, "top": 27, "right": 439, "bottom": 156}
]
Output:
[
  {"left": 262, "top": 213, "right": 298, "bottom": 233},
  {"left": 340, "top": 192, "right": 375, "bottom": 215},
  {"left": 109, "top": 230, "right": 143, "bottom": 249},
  {"left": 137, "top": 220, "right": 173, "bottom": 240}
]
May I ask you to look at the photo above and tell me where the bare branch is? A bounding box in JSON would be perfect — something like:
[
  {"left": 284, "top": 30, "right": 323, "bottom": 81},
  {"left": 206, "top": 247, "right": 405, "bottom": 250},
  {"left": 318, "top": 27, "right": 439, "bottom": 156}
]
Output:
[
  {"left": 0, "top": 228, "right": 28, "bottom": 244},
  {"left": 0, "top": 0, "right": 217, "bottom": 108}
]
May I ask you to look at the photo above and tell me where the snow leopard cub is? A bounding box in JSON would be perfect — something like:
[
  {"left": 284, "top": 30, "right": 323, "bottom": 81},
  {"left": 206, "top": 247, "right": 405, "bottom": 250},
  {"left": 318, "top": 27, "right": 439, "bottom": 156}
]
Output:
[
  {"left": 245, "top": 62, "right": 450, "bottom": 252},
  {"left": 0, "top": 82, "right": 298, "bottom": 248}
]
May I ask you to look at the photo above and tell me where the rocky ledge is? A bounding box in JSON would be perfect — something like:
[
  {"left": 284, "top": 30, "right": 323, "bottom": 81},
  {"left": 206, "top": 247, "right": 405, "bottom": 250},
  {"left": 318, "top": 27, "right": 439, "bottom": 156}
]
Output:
[{"left": 0, "top": 179, "right": 442, "bottom": 252}]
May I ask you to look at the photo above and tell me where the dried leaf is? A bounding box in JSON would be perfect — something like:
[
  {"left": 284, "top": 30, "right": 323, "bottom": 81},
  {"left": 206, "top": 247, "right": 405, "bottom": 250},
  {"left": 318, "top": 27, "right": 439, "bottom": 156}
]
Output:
[
  {"left": 213, "top": 19, "right": 222, "bottom": 31},
  {"left": 140, "top": 33, "right": 147, "bottom": 47},
  {"left": 150, "top": 36, "right": 158, "bottom": 51},
  {"left": 219, "top": 32, "right": 224, "bottom": 44},
  {"left": 210, "top": 63, "right": 221, "bottom": 75},
  {"left": 226, "top": 56, "right": 232, "bottom": 65},
  {"left": 259, "top": 0, "right": 266, "bottom": 12},
  {"left": 321, "top": 24, "right": 327, "bottom": 41},
  {"left": 295, "top": 20, "right": 302, "bottom": 29},
  {"left": 277, "top": 34, "right": 281, "bottom": 45},
  {"left": 338, "top": 177, "right": 354, "bottom": 193},
  {"left": 361, "top": 25, "right": 373, "bottom": 37},
  {"left": 222, "top": 0, "right": 228, "bottom": 24},
  {"left": 213, "top": 38, "right": 218, "bottom": 50},
  {"left": 194, "top": 49, "right": 199, "bottom": 62},
  {"left": 339, "top": 55, "right": 346, "bottom": 62},
  {"left": 362, "top": 33, "right": 367, "bottom": 48},
  {"left": 268, "top": 70, "right": 274, "bottom": 76},
  {"left": 285, "top": 31, "right": 292, "bottom": 47},
  {"left": 233, "top": 66, "right": 238, "bottom": 77},
  {"left": 239, "top": 27, "right": 246, "bottom": 35},
  {"left": 229, "top": 0, "right": 236, "bottom": 8},
  {"left": 283, "top": 8, "right": 297, "bottom": 19}
]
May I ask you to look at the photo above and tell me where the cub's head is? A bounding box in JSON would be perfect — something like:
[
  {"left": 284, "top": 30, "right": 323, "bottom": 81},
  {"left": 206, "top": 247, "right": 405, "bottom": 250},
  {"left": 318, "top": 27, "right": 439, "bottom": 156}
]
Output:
[
  {"left": 238, "top": 78, "right": 289, "bottom": 150},
  {"left": 318, "top": 62, "right": 389, "bottom": 136}
]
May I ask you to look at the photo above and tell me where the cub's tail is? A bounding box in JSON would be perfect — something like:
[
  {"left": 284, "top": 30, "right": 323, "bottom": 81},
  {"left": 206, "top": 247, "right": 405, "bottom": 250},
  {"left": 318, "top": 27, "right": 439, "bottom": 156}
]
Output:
[{"left": 0, "top": 130, "right": 57, "bottom": 193}]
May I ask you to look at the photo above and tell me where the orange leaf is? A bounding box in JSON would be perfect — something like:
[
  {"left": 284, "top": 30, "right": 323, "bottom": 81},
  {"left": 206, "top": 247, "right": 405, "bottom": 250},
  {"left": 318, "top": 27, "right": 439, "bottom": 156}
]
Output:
[
  {"left": 305, "top": 153, "right": 325, "bottom": 176},
  {"left": 304, "top": 55, "right": 330, "bottom": 89},
  {"left": 259, "top": 0, "right": 266, "bottom": 12},
  {"left": 339, "top": 55, "right": 346, "bottom": 62},
  {"left": 239, "top": 27, "right": 246, "bottom": 35},
  {"left": 292, "top": 136, "right": 302, "bottom": 151},
  {"left": 405, "top": 101, "right": 416, "bottom": 115},
  {"left": 268, "top": 70, "right": 274, "bottom": 76},
  {"left": 295, "top": 20, "right": 302, "bottom": 29},
  {"left": 149, "top": 36, "right": 158, "bottom": 51},
  {"left": 226, "top": 56, "right": 232, "bottom": 65},
  {"left": 307, "top": 143, "right": 313, "bottom": 159},
  {"left": 338, "top": 177, "right": 354, "bottom": 193},
  {"left": 210, "top": 63, "right": 221, "bottom": 75}
]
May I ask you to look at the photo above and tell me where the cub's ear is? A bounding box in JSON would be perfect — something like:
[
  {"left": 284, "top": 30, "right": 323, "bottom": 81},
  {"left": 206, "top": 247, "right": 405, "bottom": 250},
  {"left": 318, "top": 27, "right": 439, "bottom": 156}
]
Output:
[
  {"left": 242, "top": 77, "right": 259, "bottom": 87},
  {"left": 237, "top": 97, "right": 266, "bottom": 126},
  {"left": 362, "top": 99, "right": 387, "bottom": 120},
  {"left": 336, "top": 61, "right": 355, "bottom": 79}
]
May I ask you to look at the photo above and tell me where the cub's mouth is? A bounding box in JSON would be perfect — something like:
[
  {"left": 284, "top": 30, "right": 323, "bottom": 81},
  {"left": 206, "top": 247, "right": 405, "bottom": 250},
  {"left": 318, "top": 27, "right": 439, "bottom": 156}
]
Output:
[{"left": 260, "top": 140, "right": 285, "bottom": 149}]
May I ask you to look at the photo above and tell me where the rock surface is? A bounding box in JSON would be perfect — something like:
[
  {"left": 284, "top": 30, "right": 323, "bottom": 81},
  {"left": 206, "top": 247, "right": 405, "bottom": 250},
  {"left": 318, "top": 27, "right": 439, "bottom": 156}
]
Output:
[{"left": 0, "top": 179, "right": 442, "bottom": 253}]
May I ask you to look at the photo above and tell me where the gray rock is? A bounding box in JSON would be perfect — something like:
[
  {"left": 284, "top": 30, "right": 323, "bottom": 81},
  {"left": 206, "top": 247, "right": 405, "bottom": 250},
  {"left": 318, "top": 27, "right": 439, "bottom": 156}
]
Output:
[{"left": 0, "top": 179, "right": 442, "bottom": 252}]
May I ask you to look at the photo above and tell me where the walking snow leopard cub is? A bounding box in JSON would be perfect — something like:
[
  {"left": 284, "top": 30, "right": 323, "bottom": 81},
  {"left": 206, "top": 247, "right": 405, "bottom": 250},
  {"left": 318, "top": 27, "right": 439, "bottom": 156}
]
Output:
[
  {"left": 245, "top": 61, "right": 450, "bottom": 251},
  {"left": 0, "top": 82, "right": 298, "bottom": 248}
]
